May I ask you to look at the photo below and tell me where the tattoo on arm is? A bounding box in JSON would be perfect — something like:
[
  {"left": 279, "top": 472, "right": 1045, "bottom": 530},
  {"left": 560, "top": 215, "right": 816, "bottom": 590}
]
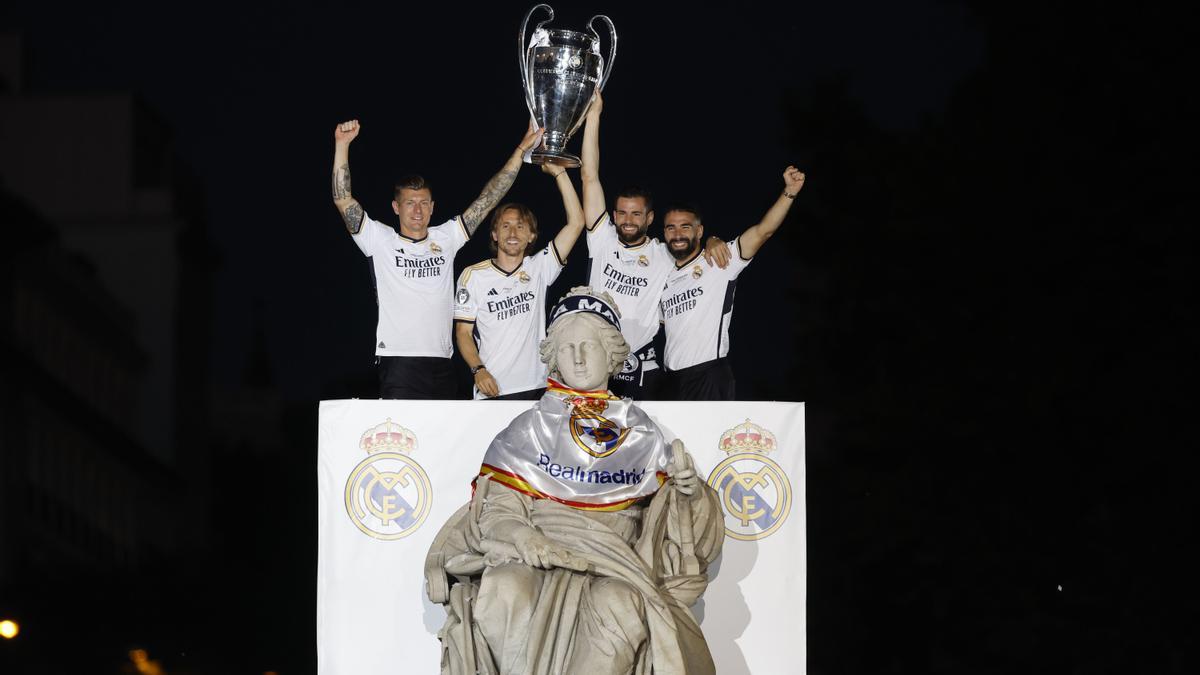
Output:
[
  {"left": 462, "top": 167, "right": 519, "bottom": 235},
  {"left": 342, "top": 201, "right": 364, "bottom": 234},
  {"left": 332, "top": 163, "right": 352, "bottom": 201}
]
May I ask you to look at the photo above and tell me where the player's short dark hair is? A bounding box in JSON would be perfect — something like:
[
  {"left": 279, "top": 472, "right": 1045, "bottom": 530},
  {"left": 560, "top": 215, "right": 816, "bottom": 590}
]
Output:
[
  {"left": 661, "top": 202, "right": 703, "bottom": 224},
  {"left": 393, "top": 175, "right": 433, "bottom": 201},
  {"left": 488, "top": 203, "right": 539, "bottom": 255},
  {"left": 614, "top": 186, "right": 654, "bottom": 212}
]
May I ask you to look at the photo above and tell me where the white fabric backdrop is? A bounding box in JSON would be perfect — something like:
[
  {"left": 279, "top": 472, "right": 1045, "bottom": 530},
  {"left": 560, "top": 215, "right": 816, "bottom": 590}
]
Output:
[{"left": 317, "top": 399, "right": 805, "bottom": 674}]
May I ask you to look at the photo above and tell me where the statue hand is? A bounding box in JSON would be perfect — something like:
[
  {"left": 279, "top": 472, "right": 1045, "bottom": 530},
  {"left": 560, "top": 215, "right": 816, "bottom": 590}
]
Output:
[
  {"left": 668, "top": 440, "right": 700, "bottom": 497},
  {"left": 514, "top": 530, "right": 581, "bottom": 570}
]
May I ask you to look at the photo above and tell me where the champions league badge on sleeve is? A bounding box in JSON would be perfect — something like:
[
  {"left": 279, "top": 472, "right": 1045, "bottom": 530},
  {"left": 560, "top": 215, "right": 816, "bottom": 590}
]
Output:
[
  {"left": 344, "top": 418, "right": 433, "bottom": 540},
  {"left": 706, "top": 419, "right": 792, "bottom": 541}
]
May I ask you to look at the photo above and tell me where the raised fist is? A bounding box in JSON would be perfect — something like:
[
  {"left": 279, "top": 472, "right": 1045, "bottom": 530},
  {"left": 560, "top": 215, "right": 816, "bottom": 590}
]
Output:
[
  {"left": 335, "top": 119, "right": 360, "bottom": 145},
  {"left": 783, "top": 165, "right": 805, "bottom": 194}
]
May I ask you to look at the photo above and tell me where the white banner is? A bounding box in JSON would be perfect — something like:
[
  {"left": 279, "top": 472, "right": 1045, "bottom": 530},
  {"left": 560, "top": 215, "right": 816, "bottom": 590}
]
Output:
[{"left": 317, "top": 399, "right": 805, "bottom": 675}]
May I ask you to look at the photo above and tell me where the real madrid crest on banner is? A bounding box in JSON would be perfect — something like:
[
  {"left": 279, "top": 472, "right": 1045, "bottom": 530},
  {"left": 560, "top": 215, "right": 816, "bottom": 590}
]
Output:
[
  {"left": 706, "top": 419, "right": 792, "bottom": 541},
  {"left": 566, "top": 396, "right": 630, "bottom": 459},
  {"left": 344, "top": 418, "right": 432, "bottom": 540}
]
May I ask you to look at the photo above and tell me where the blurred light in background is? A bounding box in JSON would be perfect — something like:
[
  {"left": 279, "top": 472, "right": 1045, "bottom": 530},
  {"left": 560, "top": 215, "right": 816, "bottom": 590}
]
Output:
[
  {"left": 0, "top": 619, "right": 19, "bottom": 639},
  {"left": 129, "top": 648, "right": 167, "bottom": 675}
]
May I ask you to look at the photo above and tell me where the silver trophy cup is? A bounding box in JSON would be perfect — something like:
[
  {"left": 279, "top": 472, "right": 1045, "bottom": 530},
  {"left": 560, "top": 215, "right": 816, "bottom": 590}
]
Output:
[{"left": 519, "top": 4, "right": 617, "bottom": 167}]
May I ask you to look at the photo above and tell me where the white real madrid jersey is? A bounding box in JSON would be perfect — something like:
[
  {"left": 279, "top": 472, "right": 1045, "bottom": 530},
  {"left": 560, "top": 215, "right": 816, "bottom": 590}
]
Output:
[
  {"left": 585, "top": 214, "right": 674, "bottom": 352},
  {"left": 352, "top": 212, "right": 469, "bottom": 358},
  {"left": 661, "top": 239, "right": 751, "bottom": 371},
  {"left": 455, "top": 243, "right": 565, "bottom": 398}
]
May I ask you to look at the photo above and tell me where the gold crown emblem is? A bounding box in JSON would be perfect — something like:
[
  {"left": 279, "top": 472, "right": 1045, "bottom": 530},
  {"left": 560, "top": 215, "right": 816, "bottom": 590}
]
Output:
[
  {"left": 518, "top": 271, "right": 531, "bottom": 284},
  {"left": 429, "top": 242, "right": 443, "bottom": 253},
  {"left": 691, "top": 265, "right": 703, "bottom": 279},
  {"left": 638, "top": 255, "right": 649, "bottom": 267},
  {"left": 566, "top": 396, "right": 610, "bottom": 417},
  {"left": 360, "top": 418, "right": 418, "bottom": 455},
  {"left": 719, "top": 419, "right": 777, "bottom": 455}
]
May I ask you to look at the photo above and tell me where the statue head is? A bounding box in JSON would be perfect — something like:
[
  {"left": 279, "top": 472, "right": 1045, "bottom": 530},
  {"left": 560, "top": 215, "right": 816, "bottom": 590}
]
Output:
[{"left": 540, "top": 287, "right": 631, "bottom": 391}]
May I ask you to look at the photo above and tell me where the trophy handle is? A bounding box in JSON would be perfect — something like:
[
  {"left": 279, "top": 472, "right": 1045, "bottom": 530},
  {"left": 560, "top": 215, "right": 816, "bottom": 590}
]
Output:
[
  {"left": 587, "top": 14, "right": 618, "bottom": 91},
  {"left": 519, "top": 4, "right": 554, "bottom": 118}
]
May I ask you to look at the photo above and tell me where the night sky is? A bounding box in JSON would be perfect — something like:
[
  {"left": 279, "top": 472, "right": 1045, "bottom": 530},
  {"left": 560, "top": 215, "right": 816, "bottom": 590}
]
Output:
[
  {"left": 4, "top": 0, "right": 983, "bottom": 400},
  {"left": 2, "top": 1, "right": 1193, "bottom": 673}
]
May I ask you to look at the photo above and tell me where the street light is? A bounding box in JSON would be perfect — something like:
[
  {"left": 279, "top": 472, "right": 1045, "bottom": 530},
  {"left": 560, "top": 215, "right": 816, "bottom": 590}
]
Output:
[{"left": 0, "top": 619, "right": 18, "bottom": 639}]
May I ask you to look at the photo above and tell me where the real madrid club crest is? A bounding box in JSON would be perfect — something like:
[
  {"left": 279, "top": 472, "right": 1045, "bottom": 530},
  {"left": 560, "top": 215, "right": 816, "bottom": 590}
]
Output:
[
  {"left": 429, "top": 242, "right": 443, "bottom": 254},
  {"left": 692, "top": 265, "right": 703, "bottom": 279},
  {"left": 706, "top": 419, "right": 792, "bottom": 541},
  {"left": 518, "top": 271, "right": 531, "bottom": 284},
  {"left": 637, "top": 254, "right": 649, "bottom": 267},
  {"left": 344, "top": 418, "right": 433, "bottom": 540},
  {"left": 566, "top": 397, "right": 630, "bottom": 458}
]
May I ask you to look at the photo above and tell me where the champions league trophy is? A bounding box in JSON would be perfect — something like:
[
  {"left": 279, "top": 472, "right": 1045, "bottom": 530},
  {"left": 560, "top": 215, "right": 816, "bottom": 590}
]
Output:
[
  {"left": 425, "top": 288, "right": 723, "bottom": 675},
  {"left": 519, "top": 4, "right": 617, "bottom": 167}
]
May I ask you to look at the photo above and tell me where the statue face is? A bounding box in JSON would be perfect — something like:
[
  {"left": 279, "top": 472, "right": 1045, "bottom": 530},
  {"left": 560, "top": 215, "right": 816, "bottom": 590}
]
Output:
[{"left": 553, "top": 317, "right": 611, "bottom": 391}]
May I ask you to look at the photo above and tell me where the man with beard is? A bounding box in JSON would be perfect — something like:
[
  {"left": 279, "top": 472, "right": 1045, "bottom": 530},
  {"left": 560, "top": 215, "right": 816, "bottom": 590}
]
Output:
[
  {"left": 454, "top": 165, "right": 586, "bottom": 400},
  {"left": 332, "top": 119, "right": 544, "bottom": 399},
  {"left": 579, "top": 90, "right": 728, "bottom": 399},
  {"left": 659, "top": 166, "right": 806, "bottom": 400}
]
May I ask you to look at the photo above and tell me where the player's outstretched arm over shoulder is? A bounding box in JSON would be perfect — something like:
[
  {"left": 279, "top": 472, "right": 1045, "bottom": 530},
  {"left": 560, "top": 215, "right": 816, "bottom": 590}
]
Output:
[
  {"left": 461, "top": 123, "right": 546, "bottom": 235},
  {"left": 544, "top": 164, "right": 586, "bottom": 260},
  {"left": 703, "top": 236, "right": 731, "bottom": 269},
  {"left": 580, "top": 87, "right": 607, "bottom": 230},
  {"left": 332, "top": 120, "right": 364, "bottom": 234},
  {"left": 738, "top": 165, "right": 806, "bottom": 259}
]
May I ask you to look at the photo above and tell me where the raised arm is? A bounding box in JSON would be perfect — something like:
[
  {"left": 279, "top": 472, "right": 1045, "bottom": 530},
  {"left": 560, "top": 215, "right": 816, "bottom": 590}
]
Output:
[
  {"left": 580, "top": 88, "right": 607, "bottom": 229},
  {"left": 544, "top": 165, "right": 586, "bottom": 260},
  {"left": 332, "top": 120, "right": 364, "bottom": 234},
  {"left": 738, "top": 166, "right": 806, "bottom": 259},
  {"left": 461, "top": 123, "right": 546, "bottom": 235}
]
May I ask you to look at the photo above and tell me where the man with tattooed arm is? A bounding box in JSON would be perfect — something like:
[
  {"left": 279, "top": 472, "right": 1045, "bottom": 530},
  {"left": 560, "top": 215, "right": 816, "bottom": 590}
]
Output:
[{"left": 332, "top": 119, "right": 545, "bottom": 399}]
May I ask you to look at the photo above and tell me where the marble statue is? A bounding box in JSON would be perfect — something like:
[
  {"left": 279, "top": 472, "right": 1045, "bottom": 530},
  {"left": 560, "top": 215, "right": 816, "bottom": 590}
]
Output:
[{"left": 425, "top": 287, "right": 724, "bottom": 674}]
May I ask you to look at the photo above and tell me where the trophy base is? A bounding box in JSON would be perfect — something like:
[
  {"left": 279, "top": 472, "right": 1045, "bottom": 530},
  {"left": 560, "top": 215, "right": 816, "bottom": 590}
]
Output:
[{"left": 530, "top": 150, "right": 581, "bottom": 168}]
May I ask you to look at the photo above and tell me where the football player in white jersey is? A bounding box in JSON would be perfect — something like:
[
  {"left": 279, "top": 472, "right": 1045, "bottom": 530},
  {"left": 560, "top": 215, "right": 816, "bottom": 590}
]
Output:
[
  {"left": 578, "top": 89, "right": 729, "bottom": 399},
  {"left": 332, "top": 119, "right": 545, "bottom": 399},
  {"left": 454, "top": 165, "right": 586, "bottom": 399},
  {"left": 659, "top": 166, "right": 807, "bottom": 400}
]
